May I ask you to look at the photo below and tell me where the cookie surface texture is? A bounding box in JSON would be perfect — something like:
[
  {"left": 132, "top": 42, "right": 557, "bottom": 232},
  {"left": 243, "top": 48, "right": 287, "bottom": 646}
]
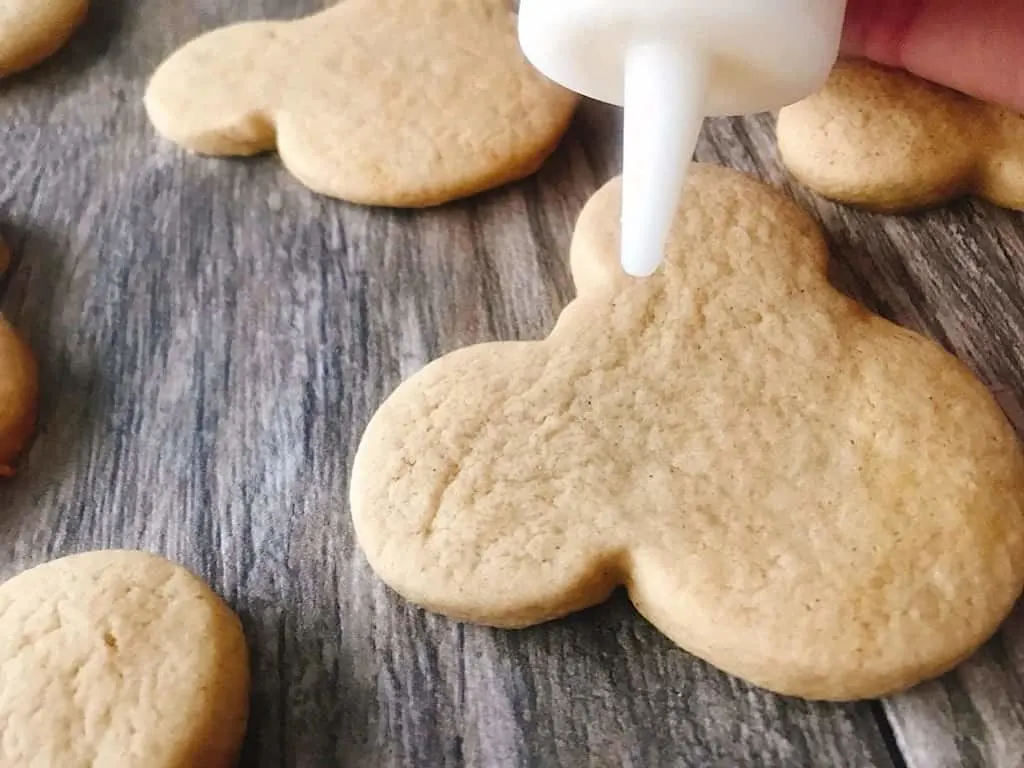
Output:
[
  {"left": 143, "top": 0, "right": 578, "bottom": 207},
  {"left": 0, "top": 0, "right": 88, "bottom": 77},
  {"left": 0, "top": 550, "right": 250, "bottom": 766},
  {"left": 776, "top": 59, "right": 1024, "bottom": 212},
  {"left": 351, "top": 163, "right": 1024, "bottom": 701}
]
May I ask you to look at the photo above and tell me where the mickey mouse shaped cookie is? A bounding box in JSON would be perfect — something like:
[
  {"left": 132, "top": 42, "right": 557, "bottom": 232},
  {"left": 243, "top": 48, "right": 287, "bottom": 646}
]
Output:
[
  {"left": 144, "top": 0, "right": 578, "bottom": 208},
  {"left": 352, "top": 163, "right": 1024, "bottom": 701},
  {"left": 777, "top": 59, "right": 1024, "bottom": 212},
  {"left": 0, "top": 0, "right": 89, "bottom": 77}
]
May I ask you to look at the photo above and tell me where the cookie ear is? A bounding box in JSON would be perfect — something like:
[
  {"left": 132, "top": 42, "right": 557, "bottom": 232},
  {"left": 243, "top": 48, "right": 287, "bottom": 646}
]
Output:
[
  {"left": 568, "top": 177, "right": 631, "bottom": 297},
  {"left": 350, "top": 342, "right": 626, "bottom": 628},
  {"left": 570, "top": 165, "right": 830, "bottom": 302},
  {"left": 144, "top": 20, "right": 287, "bottom": 156}
]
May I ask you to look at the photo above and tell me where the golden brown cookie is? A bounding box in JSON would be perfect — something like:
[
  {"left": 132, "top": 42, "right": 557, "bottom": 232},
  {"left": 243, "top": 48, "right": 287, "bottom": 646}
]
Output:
[
  {"left": 351, "top": 163, "right": 1024, "bottom": 701},
  {"left": 776, "top": 59, "right": 1024, "bottom": 212},
  {"left": 0, "top": 236, "right": 37, "bottom": 477},
  {"left": 0, "top": 317, "right": 36, "bottom": 476},
  {"left": 0, "top": 0, "right": 89, "bottom": 77},
  {"left": 0, "top": 550, "right": 250, "bottom": 766},
  {"left": 143, "top": 0, "right": 578, "bottom": 208},
  {"left": 0, "top": 256, "right": 38, "bottom": 477}
]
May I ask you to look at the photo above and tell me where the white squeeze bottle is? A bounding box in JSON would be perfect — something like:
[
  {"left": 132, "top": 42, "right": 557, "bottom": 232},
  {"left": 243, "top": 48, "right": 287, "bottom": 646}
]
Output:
[{"left": 518, "top": 0, "right": 849, "bottom": 277}]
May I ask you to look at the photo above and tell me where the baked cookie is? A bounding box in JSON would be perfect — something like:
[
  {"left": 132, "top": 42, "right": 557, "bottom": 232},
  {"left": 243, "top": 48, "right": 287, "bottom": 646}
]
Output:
[
  {"left": 0, "top": 0, "right": 89, "bottom": 77},
  {"left": 351, "top": 163, "right": 1024, "bottom": 701},
  {"left": 144, "top": 0, "right": 578, "bottom": 208},
  {"left": 0, "top": 238, "right": 38, "bottom": 477},
  {"left": 776, "top": 59, "right": 1024, "bottom": 212},
  {"left": 0, "top": 316, "right": 36, "bottom": 476},
  {"left": 0, "top": 550, "right": 250, "bottom": 766}
]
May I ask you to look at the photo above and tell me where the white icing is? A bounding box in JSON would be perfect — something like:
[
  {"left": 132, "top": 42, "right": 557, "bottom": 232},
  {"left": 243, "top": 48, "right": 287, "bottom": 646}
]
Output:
[{"left": 519, "top": 0, "right": 848, "bottom": 276}]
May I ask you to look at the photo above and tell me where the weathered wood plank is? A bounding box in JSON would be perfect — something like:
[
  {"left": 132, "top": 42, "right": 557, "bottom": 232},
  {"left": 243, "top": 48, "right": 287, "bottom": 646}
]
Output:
[{"left": 1, "top": 1, "right": 1022, "bottom": 766}]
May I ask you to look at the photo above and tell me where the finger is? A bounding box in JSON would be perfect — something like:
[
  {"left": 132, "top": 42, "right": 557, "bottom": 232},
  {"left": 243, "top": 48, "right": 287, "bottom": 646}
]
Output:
[{"left": 842, "top": 0, "right": 1024, "bottom": 112}]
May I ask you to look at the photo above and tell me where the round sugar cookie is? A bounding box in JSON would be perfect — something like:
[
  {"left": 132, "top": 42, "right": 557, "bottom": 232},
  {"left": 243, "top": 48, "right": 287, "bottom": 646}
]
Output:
[
  {"left": 0, "top": 550, "right": 250, "bottom": 766},
  {"left": 144, "top": 0, "right": 579, "bottom": 207},
  {"left": 0, "top": 0, "right": 89, "bottom": 77}
]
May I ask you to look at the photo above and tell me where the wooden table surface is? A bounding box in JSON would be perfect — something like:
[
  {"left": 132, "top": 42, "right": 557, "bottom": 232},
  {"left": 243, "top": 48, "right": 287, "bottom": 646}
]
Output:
[{"left": 3, "top": 2, "right": 1024, "bottom": 766}]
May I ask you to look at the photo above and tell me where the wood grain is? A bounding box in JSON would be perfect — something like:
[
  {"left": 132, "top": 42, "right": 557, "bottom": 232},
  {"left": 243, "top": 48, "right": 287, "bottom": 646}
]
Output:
[{"left": 0, "top": 2, "right": 1021, "bottom": 766}]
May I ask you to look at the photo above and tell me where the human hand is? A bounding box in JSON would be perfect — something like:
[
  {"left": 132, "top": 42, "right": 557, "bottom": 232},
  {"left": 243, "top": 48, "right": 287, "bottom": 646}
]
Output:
[{"left": 843, "top": 0, "right": 1024, "bottom": 112}]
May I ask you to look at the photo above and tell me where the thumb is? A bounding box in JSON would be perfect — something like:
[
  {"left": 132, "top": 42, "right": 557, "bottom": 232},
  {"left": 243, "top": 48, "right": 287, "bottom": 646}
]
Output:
[{"left": 842, "top": 0, "right": 1024, "bottom": 112}]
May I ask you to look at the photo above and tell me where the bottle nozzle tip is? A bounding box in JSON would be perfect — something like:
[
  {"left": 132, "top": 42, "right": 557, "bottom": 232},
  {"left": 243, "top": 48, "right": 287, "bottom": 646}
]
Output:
[
  {"left": 620, "top": 208, "right": 669, "bottom": 278},
  {"left": 619, "top": 41, "right": 708, "bottom": 279}
]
